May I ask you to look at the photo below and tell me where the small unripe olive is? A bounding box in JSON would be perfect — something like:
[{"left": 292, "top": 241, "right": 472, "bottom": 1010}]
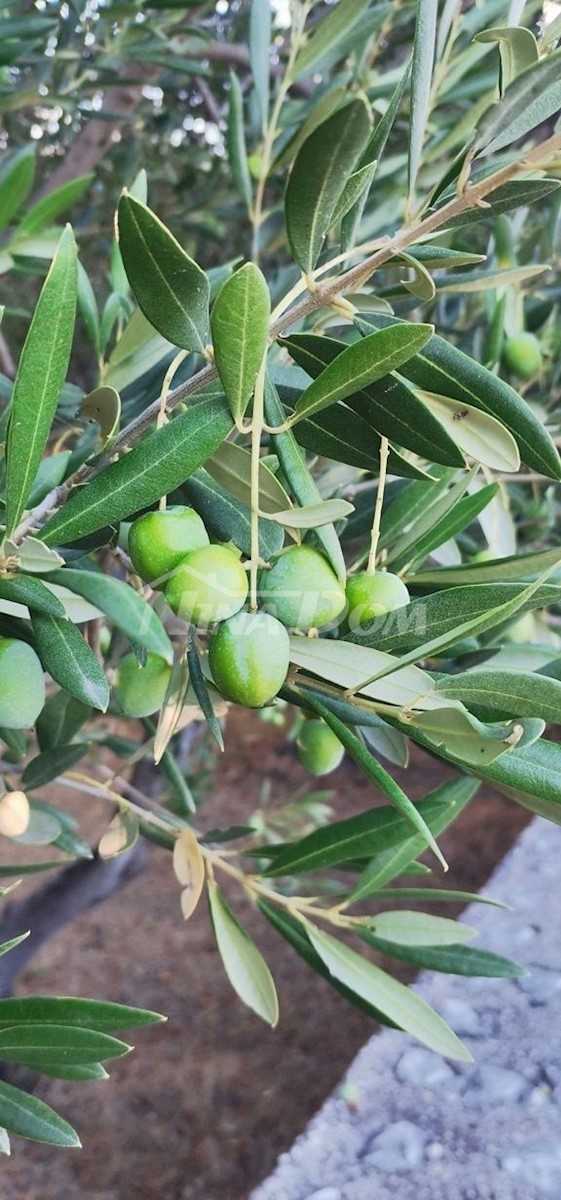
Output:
[
  {"left": 128, "top": 505, "right": 209, "bottom": 585},
  {"left": 209, "top": 610, "right": 290, "bottom": 707},
  {"left": 165, "top": 544, "right": 248, "bottom": 626},
  {"left": 114, "top": 651, "right": 171, "bottom": 717},
  {"left": 297, "top": 719, "right": 344, "bottom": 776},
  {"left": 345, "top": 571, "right": 410, "bottom": 631},
  {"left": 0, "top": 638, "right": 45, "bottom": 729},
  {"left": 258, "top": 545, "right": 345, "bottom": 631},
  {"left": 501, "top": 332, "right": 542, "bottom": 381}
]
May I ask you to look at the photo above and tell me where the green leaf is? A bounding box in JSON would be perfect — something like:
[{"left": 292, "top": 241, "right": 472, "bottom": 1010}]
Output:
[
  {"left": 210, "top": 264, "right": 270, "bottom": 425},
  {"left": 249, "top": 0, "right": 271, "bottom": 133},
  {"left": 411, "top": 547, "right": 561, "bottom": 588},
  {"left": 21, "top": 745, "right": 85, "bottom": 790},
  {"left": 0, "top": 1080, "right": 80, "bottom": 1147},
  {"left": 280, "top": 333, "right": 463, "bottom": 465},
  {"left": 288, "top": 634, "right": 442, "bottom": 712},
  {"left": 0, "top": 859, "right": 71, "bottom": 876},
  {"left": 183, "top": 467, "right": 283, "bottom": 561},
  {"left": 360, "top": 932, "right": 525, "bottom": 979},
  {"left": 266, "top": 498, "right": 354, "bottom": 529},
  {"left": 36, "top": 691, "right": 90, "bottom": 752},
  {"left": 187, "top": 633, "right": 224, "bottom": 751},
  {"left": 349, "top": 582, "right": 561, "bottom": 656},
  {"left": 414, "top": 391, "right": 520, "bottom": 472},
  {"left": 475, "top": 737, "right": 561, "bottom": 823},
  {"left": 330, "top": 160, "right": 379, "bottom": 229},
  {"left": 475, "top": 46, "right": 561, "bottom": 155},
  {"left": 342, "top": 61, "right": 411, "bottom": 251},
  {"left": 285, "top": 98, "right": 372, "bottom": 272},
  {"left": 360, "top": 716, "right": 409, "bottom": 768},
  {"left": 437, "top": 668, "right": 561, "bottom": 724},
  {"left": 11, "top": 803, "right": 61, "bottom": 847},
  {"left": 291, "top": 0, "right": 370, "bottom": 80},
  {"left": 226, "top": 73, "right": 252, "bottom": 208},
  {"left": 355, "top": 312, "right": 561, "bottom": 479},
  {"left": 32, "top": 615, "right": 110, "bottom": 711},
  {"left": 0, "top": 1024, "right": 130, "bottom": 1069},
  {"left": 289, "top": 394, "right": 428, "bottom": 480},
  {"left": 308, "top": 924, "right": 471, "bottom": 1061},
  {"left": 264, "top": 377, "right": 345, "bottom": 581},
  {"left": 290, "top": 324, "right": 434, "bottom": 423},
  {"left": 409, "top": 706, "right": 537, "bottom": 768},
  {"left": 435, "top": 263, "right": 549, "bottom": 296},
  {"left": 46, "top": 568, "right": 172, "bottom": 664},
  {"left": 10, "top": 536, "right": 65, "bottom": 574},
  {"left": 28, "top": 451, "right": 71, "bottom": 508},
  {"left": 0, "top": 145, "right": 35, "bottom": 235},
  {"left": 207, "top": 880, "right": 279, "bottom": 1026},
  {"left": 35, "top": 1061, "right": 108, "bottom": 1082},
  {"left": 0, "top": 575, "right": 65, "bottom": 618},
  {"left": 258, "top": 898, "right": 399, "bottom": 1028},
  {"left": 0, "top": 996, "right": 164, "bottom": 1033},
  {"left": 349, "top": 777, "right": 478, "bottom": 899},
  {"left": 79, "top": 385, "right": 121, "bottom": 449},
  {"left": 117, "top": 193, "right": 210, "bottom": 353},
  {"left": 440, "top": 178, "right": 561, "bottom": 230},
  {"left": 262, "top": 787, "right": 459, "bottom": 879},
  {"left": 5, "top": 225, "right": 77, "bottom": 533},
  {"left": 19, "top": 173, "right": 93, "bottom": 236},
  {"left": 41, "top": 396, "right": 232, "bottom": 546},
  {"left": 389, "top": 483, "right": 500, "bottom": 571},
  {"left": 366, "top": 911, "right": 476, "bottom": 947},
  {"left": 0, "top": 934, "right": 30, "bottom": 958},
  {"left": 205, "top": 438, "right": 292, "bottom": 516},
  {"left": 475, "top": 27, "right": 539, "bottom": 93},
  {"left": 409, "top": 0, "right": 438, "bottom": 204},
  {"left": 300, "top": 691, "right": 447, "bottom": 867}
]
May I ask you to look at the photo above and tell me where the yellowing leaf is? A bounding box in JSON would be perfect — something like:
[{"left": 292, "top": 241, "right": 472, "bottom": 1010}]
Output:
[
  {"left": 173, "top": 828, "right": 206, "bottom": 921},
  {"left": 0, "top": 792, "right": 30, "bottom": 838}
]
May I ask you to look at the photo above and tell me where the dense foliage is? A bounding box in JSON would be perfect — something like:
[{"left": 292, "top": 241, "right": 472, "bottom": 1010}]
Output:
[{"left": 1, "top": 0, "right": 561, "bottom": 1151}]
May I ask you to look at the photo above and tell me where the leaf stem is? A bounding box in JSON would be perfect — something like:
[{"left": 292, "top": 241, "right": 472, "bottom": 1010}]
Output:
[
  {"left": 249, "top": 357, "right": 266, "bottom": 609},
  {"left": 367, "top": 435, "right": 389, "bottom": 574}
]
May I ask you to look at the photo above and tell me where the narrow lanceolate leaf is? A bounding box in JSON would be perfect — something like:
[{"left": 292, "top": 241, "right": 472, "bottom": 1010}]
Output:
[
  {"left": 285, "top": 98, "right": 372, "bottom": 273},
  {"left": 0, "top": 576, "right": 65, "bottom": 618},
  {"left": 21, "top": 745, "right": 85, "bottom": 790},
  {"left": 19, "top": 172, "right": 94, "bottom": 236},
  {"left": 173, "top": 828, "right": 206, "bottom": 921},
  {"left": 249, "top": 0, "right": 271, "bottom": 133},
  {"left": 46, "top": 569, "right": 172, "bottom": 663},
  {"left": 210, "top": 264, "right": 270, "bottom": 425},
  {"left": 266, "top": 498, "right": 354, "bottom": 529},
  {"left": 117, "top": 193, "right": 210, "bottom": 353},
  {"left": 291, "top": 0, "right": 369, "bottom": 80},
  {"left": 414, "top": 392, "right": 519, "bottom": 472},
  {"left": 342, "top": 60, "right": 411, "bottom": 251},
  {"left": 5, "top": 225, "right": 77, "bottom": 534},
  {"left": 474, "top": 26, "right": 538, "bottom": 93},
  {"left": 205, "top": 438, "right": 292, "bottom": 516},
  {"left": 355, "top": 313, "right": 561, "bottom": 479},
  {"left": 408, "top": 0, "right": 438, "bottom": 204},
  {"left": 183, "top": 467, "right": 283, "bottom": 562},
  {"left": 226, "top": 72, "right": 252, "bottom": 208},
  {"left": 366, "top": 911, "right": 476, "bottom": 947},
  {"left": 360, "top": 932, "right": 525, "bottom": 979},
  {"left": 290, "top": 325, "right": 433, "bottom": 423},
  {"left": 281, "top": 333, "right": 463, "bottom": 465},
  {"left": 0, "top": 145, "right": 35, "bottom": 235},
  {"left": 0, "top": 1024, "right": 130, "bottom": 1069},
  {"left": 440, "top": 179, "right": 561, "bottom": 231},
  {"left": 0, "top": 1081, "right": 80, "bottom": 1148},
  {"left": 475, "top": 46, "right": 561, "bottom": 156},
  {"left": 0, "top": 935, "right": 30, "bottom": 958},
  {"left": 0, "top": 996, "right": 164, "bottom": 1033},
  {"left": 438, "top": 669, "right": 561, "bottom": 725},
  {"left": 79, "top": 385, "right": 121, "bottom": 448},
  {"left": 41, "top": 396, "right": 232, "bottom": 546},
  {"left": 32, "top": 615, "right": 109, "bottom": 711},
  {"left": 186, "top": 633, "right": 224, "bottom": 751},
  {"left": 264, "top": 377, "right": 345, "bottom": 581},
  {"left": 307, "top": 925, "right": 471, "bottom": 1061},
  {"left": 475, "top": 738, "right": 561, "bottom": 824},
  {"left": 208, "top": 880, "right": 279, "bottom": 1027}
]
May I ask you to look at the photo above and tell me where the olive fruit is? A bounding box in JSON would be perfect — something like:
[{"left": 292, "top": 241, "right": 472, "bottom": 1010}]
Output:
[
  {"left": 0, "top": 638, "right": 45, "bottom": 729},
  {"left": 209, "top": 610, "right": 290, "bottom": 707},
  {"left": 128, "top": 505, "right": 209, "bottom": 585},
  {"left": 297, "top": 719, "right": 344, "bottom": 776},
  {"left": 345, "top": 571, "right": 410, "bottom": 631},
  {"left": 165, "top": 544, "right": 248, "bottom": 626},
  {"left": 258, "top": 545, "right": 345, "bottom": 631},
  {"left": 114, "top": 651, "right": 171, "bottom": 717},
  {"left": 501, "top": 332, "right": 542, "bottom": 381}
]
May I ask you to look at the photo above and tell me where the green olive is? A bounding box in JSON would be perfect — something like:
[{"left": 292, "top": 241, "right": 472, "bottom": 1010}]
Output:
[
  {"left": 128, "top": 506, "right": 209, "bottom": 585},
  {"left": 297, "top": 719, "right": 344, "bottom": 776},
  {"left": 165, "top": 544, "right": 248, "bottom": 626},
  {"left": 345, "top": 571, "right": 410, "bottom": 631},
  {"left": 258, "top": 545, "right": 345, "bottom": 631},
  {"left": 0, "top": 638, "right": 45, "bottom": 729},
  {"left": 114, "top": 651, "right": 171, "bottom": 717},
  {"left": 501, "top": 332, "right": 542, "bottom": 381},
  {"left": 209, "top": 610, "right": 290, "bottom": 707}
]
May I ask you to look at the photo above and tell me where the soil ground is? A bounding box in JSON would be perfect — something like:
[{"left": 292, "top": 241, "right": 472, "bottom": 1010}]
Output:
[{"left": 0, "top": 709, "right": 530, "bottom": 1200}]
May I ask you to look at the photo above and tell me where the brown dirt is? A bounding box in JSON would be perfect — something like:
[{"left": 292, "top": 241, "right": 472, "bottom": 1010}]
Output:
[{"left": 0, "top": 709, "right": 530, "bottom": 1200}]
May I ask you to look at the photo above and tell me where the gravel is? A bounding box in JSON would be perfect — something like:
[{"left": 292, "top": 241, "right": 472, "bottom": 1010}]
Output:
[{"left": 250, "top": 817, "right": 561, "bottom": 1200}]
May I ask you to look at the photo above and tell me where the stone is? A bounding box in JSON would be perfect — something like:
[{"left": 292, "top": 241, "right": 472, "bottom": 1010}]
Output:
[
  {"left": 305, "top": 1190, "right": 342, "bottom": 1200},
  {"left": 396, "top": 1048, "right": 454, "bottom": 1088},
  {"left": 365, "top": 1120, "right": 426, "bottom": 1173},
  {"left": 466, "top": 1065, "right": 529, "bottom": 1105},
  {"left": 502, "top": 1145, "right": 561, "bottom": 1195},
  {"left": 439, "top": 998, "right": 482, "bottom": 1037}
]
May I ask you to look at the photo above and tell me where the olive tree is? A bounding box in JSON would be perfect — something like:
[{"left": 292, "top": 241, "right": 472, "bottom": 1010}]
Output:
[{"left": 1, "top": 0, "right": 561, "bottom": 1152}]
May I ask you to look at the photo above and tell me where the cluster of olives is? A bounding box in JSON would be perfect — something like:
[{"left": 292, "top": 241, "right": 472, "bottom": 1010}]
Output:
[{"left": 121, "top": 505, "right": 411, "bottom": 761}]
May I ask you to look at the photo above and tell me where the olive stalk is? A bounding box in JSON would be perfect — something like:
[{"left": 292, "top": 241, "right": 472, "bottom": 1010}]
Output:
[
  {"left": 249, "top": 356, "right": 266, "bottom": 610},
  {"left": 367, "top": 435, "right": 389, "bottom": 575}
]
